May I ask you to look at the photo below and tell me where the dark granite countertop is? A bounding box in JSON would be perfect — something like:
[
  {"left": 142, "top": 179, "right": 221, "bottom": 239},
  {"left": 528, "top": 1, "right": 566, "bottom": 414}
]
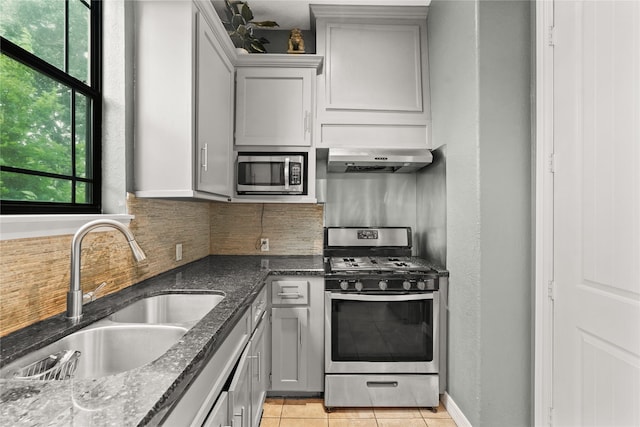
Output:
[{"left": 0, "top": 255, "right": 324, "bottom": 426}]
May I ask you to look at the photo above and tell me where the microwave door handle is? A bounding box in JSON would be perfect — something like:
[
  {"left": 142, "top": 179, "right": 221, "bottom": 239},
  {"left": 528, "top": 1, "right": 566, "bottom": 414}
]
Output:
[{"left": 284, "top": 157, "right": 290, "bottom": 190}]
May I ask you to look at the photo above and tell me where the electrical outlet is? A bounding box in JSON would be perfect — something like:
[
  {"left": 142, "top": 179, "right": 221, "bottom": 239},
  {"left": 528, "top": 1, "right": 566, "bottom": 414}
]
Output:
[
  {"left": 176, "top": 243, "right": 183, "bottom": 261},
  {"left": 260, "top": 238, "right": 269, "bottom": 252}
]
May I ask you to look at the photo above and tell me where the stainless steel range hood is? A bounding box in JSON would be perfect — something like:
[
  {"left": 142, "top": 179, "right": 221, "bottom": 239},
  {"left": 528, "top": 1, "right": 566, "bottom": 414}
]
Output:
[{"left": 326, "top": 148, "right": 433, "bottom": 173}]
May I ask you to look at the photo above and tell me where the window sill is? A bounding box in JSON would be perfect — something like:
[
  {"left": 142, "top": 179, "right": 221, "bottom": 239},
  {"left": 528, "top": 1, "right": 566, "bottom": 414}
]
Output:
[{"left": 0, "top": 214, "right": 134, "bottom": 241}]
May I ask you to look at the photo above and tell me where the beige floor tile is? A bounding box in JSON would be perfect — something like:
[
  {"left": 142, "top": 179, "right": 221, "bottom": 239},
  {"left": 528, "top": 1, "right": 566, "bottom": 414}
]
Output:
[
  {"left": 420, "top": 403, "right": 452, "bottom": 419},
  {"left": 282, "top": 398, "right": 329, "bottom": 419},
  {"left": 327, "top": 408, "right": 376, "bottom": 419},
  {"left": 260, "top": 417, "right": 281, "bottom": 427},
  {"left": 373, "top": 408, "right": 423, "bottom": 419},
  {"left": 424, "top": 419, "right": 458, "bottom": 427},
  {"left": 280, "top": 418, "right": 329, "bottom": 427},
  {"left": 377, "top": 418, "right": 427, "bottom": 427},
  {"left": 328, "top": 419, "right": 378, "bottom": 427},
  {"left": 263, "top": 398, "right": 285, "bottom": 418}
]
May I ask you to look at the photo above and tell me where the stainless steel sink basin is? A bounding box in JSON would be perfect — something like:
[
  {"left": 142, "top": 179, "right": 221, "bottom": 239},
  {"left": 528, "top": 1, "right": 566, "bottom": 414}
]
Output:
[
  {"left": 108, "top": 292, "right": 225, "bottom": 324},
  {"left": 0, "top": 324, "right": 187, "bottom": 380}
]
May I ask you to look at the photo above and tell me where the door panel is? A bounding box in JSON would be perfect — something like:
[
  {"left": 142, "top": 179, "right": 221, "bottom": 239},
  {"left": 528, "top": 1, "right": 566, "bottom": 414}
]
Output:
[
  {"left": 196, "top": 11, "right": 233, "bottom": 196},
  {"left": 271, "top": 307, "right": 308, "bottom": 390},
  {"left": 553, "top": 1, "right": 640, "bottom": 426}
]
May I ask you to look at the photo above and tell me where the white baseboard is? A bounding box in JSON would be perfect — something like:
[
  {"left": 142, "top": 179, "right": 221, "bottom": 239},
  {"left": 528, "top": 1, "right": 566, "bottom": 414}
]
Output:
[{"left": 442, "top": 392, "right": 472, "bottom": 427}]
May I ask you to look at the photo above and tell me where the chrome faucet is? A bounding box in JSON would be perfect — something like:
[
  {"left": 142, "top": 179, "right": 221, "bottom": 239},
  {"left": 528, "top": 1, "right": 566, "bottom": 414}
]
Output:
[{"left": 67, "top": 219, "right": 147, "bottom": 321}]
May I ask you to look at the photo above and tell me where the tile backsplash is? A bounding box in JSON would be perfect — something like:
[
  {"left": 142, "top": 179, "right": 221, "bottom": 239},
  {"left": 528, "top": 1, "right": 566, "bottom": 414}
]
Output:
[
  {"left": 0, "top": 196, "right": 323, "bottom": 337},
  {"left": 210, "top": 203, "right": 324, "bottom": 255}
]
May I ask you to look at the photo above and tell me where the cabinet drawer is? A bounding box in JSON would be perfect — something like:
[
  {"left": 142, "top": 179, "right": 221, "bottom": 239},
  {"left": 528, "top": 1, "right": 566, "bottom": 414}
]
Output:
[
  {"left": 272, "top": 280, "right": 309, "bottom": 305},
  {"left": 324, "top": 374, "right": 439, "bottom": 408}
]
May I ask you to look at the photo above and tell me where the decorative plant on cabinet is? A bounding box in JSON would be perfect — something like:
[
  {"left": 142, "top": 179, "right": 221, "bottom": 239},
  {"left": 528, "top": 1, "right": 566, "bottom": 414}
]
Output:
[{"left": 222, "top": 0, "right": 279, "bottom": 53}]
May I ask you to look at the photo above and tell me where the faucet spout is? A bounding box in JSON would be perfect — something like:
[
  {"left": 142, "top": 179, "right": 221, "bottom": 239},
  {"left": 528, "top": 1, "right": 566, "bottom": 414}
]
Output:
[{"left": 67, "top": 219, "right": 147, "bottom": 321}]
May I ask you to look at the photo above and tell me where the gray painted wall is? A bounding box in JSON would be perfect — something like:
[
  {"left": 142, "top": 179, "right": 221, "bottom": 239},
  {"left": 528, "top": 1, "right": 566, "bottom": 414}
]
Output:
[
  {"left": 478, "top": 1, "right": 532, "bottom": 425},
  {"left": 422, "top": 1, "right": 532, "bottom": 425},
  {"left": 416, "top": 147, "right": 447, "bottom": 268}
]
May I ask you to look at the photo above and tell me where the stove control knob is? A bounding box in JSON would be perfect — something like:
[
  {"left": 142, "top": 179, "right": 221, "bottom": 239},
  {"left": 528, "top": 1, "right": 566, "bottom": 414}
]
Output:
[
  {"left": 378, "top": 280, "right": 388, "bottom": 291},
  {"left": 417, "top": 280, "right": 426, "bottom": 290},
  {"left": 403, "top": 280, "right": 412, "bottom": 291},
  {"left": 355, "top": 281, "right": 364, "bottom": 292},
  {"left": 339, "top": 281, "right": 349, "bottom": 291}
]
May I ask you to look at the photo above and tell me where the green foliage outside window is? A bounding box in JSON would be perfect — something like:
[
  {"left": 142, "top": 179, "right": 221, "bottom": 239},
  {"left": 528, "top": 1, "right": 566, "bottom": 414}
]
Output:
[{"left": 0, "top": 0, "right": 99, "bottom": 211}]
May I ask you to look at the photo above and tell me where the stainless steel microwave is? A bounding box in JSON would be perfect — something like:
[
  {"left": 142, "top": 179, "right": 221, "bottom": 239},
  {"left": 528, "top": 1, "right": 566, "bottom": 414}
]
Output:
[{"left": 236, "top": 152, "right": 307, "bottom": 195}]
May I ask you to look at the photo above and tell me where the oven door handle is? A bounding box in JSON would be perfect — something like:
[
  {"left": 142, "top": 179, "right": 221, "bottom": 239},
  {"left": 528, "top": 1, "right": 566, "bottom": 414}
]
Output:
[{"left": 327, "top": 292, "right": 434, "bottom": 302}]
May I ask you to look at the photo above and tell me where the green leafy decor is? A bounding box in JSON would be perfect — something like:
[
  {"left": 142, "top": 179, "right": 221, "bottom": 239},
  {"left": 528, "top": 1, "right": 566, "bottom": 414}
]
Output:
[{"left": 223, "top": 0, "right": 279, "bottom": 53}]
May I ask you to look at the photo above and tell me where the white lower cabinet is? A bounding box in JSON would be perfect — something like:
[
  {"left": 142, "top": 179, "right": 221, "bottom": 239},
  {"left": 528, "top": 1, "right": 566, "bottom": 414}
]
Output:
[
  {"left": 271, "top": 306, "right": 309, "bottom": 391},
  {"left": 250, "top": 315, "right": 269, "bottom": 427},
  {"left": 270, "top": 276, "right": 324, "bottom": 393},
  {"left": 228, "top": 346, "right": 252, "bottom": 427},
  {"left": 202, "top": 392, "right": 229, "bottom": 427},
  {"left": 166, "top": 276, "right": 323, "bottom": 427}
]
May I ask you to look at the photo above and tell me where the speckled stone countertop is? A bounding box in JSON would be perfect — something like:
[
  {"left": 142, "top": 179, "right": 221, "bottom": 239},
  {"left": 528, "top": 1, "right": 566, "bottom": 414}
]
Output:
[{"left": 0, "top": 255, "right": 324, "bottom": 427}]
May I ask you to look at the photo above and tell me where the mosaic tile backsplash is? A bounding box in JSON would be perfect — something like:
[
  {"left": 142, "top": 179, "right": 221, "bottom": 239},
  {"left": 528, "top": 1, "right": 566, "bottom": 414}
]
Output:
[{"left": 0, "top": 195, "right": 323, "bottom": 336}]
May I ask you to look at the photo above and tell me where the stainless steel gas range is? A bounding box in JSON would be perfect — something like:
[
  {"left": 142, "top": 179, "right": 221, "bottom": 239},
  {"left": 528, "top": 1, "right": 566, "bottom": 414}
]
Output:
[{"left": 323, "top": 227, "right": 448, "bottom": 409}]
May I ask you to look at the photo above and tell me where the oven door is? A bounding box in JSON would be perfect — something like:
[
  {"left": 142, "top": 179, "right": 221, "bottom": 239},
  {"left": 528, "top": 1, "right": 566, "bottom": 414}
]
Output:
[{"left": 325, "top": 291, "right": 439, "bottom": 374}]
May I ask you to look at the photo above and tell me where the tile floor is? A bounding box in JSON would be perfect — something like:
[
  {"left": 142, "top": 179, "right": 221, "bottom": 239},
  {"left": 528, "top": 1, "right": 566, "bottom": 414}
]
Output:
[{"left": 260, "top": 397, "right": 458, "bottom": 427}]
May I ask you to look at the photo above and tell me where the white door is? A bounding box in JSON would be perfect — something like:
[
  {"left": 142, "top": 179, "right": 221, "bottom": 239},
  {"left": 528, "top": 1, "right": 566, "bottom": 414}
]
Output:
[{"left": 553, "top": 1, "right": 640, "bottom": 426}]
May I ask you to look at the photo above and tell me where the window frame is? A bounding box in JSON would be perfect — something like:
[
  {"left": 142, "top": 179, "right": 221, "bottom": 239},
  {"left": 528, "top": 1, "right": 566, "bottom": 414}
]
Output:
[{"left": 0, "top": 0, "right": 103, "bottom": 215}]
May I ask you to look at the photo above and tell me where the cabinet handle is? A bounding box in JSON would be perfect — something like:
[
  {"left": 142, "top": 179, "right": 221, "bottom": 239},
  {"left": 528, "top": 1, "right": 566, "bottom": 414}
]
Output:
[
  {"left": 201, "top": 144, "right": 208, "bottom": 171},
  {"left": 366, "top": 381, "right": 399, "bottom": 388},
  {"left": 284, "top": 157, "right": 290, "bottom": 189},
  {"left": 277, "top": 292, "right": 302, "bottom": 299},
  {"left": 304, "top": 111, "right": 310, "bottom": 134},
  {"left": 257, "top": 351, "right": 261, "bottom": 383}
]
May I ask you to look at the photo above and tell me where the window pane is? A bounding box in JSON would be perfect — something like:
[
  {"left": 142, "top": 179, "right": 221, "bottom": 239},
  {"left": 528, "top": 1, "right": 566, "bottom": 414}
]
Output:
[
  {"left": 74, "top": 93, "right": 91, "bottom": 179},
  {"left": 0, "top": 171, "right": 72, "bottom": 203},
  {"left": 75, "top": 181, "right": 91, "bottom": 204},
  {"left": 68, "top": 0, "right": 91, "bottom": 83},
  {"left": 0, "top": 0, "right": 65, "bottom": 71},
  {"left": 0, "top": 55, "right": 73, "bottom": 176}
]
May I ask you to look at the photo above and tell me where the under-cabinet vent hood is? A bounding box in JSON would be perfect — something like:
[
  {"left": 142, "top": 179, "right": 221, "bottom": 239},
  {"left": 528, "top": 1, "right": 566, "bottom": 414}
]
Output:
[{"left": 327, "top": 148, "right": 433, "bottom": 173}]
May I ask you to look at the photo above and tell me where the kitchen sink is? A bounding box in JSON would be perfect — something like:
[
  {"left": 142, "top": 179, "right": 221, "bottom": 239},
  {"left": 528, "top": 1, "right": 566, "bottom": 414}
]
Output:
[
  {"left": 108, "top": 292, "right": 225, "bottom": 325},
  {"left": 0, "top": 291, "right": 224, "bottom": 381},
  {"left": 0, "top": 324, "right": 187, "bottom": 380}
]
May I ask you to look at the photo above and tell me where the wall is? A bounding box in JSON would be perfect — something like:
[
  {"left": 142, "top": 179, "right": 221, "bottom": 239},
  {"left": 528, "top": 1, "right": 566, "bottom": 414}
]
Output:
[
  {"left": 425, "top": 0, "right": 532, "bottom": 425},
  {"left": 416, "top": 147, "right": 447, "bottom": 267},
  {"left": 210, "top": 203, "right": 324, "bottom": 255},
  {"left": 321, "top": 160, "right": 418, "bottom": 234},
  {"left": 0, "top": 195, "right": 210, "bottom": 337},
  {"left": 478, "top": 1, "right": 532, "bottom": 424},
  {"left": 0, "top": 198, "right": 324, "bottom": 336},
  {"left": 427, "top": 0, "right": 483, "bottom": 423}
]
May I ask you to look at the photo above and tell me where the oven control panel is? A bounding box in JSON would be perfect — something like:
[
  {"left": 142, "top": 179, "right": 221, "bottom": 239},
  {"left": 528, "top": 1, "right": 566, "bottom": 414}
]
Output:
[{"left": 326, "top": 277, "right": 438, "bottom": 292}]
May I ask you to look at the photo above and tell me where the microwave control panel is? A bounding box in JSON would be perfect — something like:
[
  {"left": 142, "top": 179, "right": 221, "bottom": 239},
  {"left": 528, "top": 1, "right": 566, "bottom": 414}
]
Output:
[{"left": 290, "top": 163, "right": 302, "bottom": 185}]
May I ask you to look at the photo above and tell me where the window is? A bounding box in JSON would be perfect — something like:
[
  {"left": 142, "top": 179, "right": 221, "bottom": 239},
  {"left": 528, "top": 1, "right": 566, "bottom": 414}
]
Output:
[{"left": 0, "top": 0, "right": 101, "bottom": 214}]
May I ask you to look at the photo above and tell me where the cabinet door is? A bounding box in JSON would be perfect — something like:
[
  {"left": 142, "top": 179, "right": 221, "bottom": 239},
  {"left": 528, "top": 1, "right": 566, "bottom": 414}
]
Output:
[
  {"left": 312, "top": 5, "right": 431, "bottom": 149},
  {"left": 235, "top": 68, "right": 313, "bottom": 146},
  {"left": 250, "top": 315, "right": 269, "bottom": 427},
  {"left": 228, "top": 346, "right": 252, "bottom": 427},
  {"left": 271, "top": 307, "right": 309, "bottom": 391},
  {"left": 202, "top": 392, "right": 229, "bottom": 427},
  {"left": 196, "top": 10, "right": 233, "bottom": 197}
]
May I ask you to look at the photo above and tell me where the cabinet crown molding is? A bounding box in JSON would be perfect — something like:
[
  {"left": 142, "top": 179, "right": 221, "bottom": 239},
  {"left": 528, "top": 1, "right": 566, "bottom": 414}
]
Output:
[
  {"left": 234, "top": 54, "right": 323, "bottom": 70},
  {"left": 310, "top": 4, "right": 429, "bottom": 24}
]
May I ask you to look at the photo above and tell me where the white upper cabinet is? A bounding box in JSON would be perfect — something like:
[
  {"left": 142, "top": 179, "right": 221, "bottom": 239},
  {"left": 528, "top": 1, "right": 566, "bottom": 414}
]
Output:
[
  {"left": 234, "top": 55, "right": 323, "bottom": 147},
  {"left": 311, "top": 5, "right": 431, "bottom": 149},
  {"left": 134, "top": 1, "right": 234, "bottom": 201}
]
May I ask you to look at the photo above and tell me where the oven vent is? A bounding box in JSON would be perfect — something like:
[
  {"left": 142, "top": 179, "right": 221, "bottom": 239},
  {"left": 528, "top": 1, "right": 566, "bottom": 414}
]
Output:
[{"left": 327, "top": 148, "right": 433, "bottom": 173}]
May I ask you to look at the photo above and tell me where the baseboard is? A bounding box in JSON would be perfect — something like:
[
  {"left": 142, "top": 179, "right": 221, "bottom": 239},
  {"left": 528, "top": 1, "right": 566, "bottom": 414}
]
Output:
[{"left": 442, "top": 392, "right": 472, "bottom": 427}]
